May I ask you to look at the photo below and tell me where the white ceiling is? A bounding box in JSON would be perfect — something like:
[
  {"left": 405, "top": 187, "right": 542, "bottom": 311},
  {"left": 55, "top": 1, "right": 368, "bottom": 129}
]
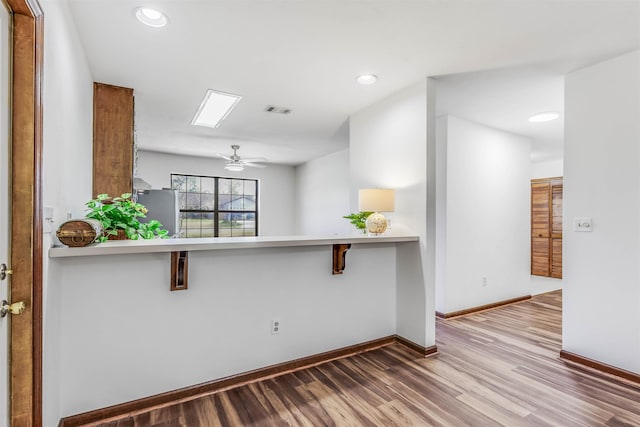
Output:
[
  {"left": 436, "top": 64, "right": 565, "bottom": 162},
  {"left": 66, "top": 0, "right": 640, "bottom": 165}
]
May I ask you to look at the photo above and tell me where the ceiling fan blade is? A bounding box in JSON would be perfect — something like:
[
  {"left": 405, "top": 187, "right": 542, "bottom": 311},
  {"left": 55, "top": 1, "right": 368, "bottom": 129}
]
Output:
[
  {"left": 244, "top": 162, "right": 267, "bottom": 168},
  {"left": 215, "top": 153, "right": 232, "bottom": 161},
  {"left": 241, "top": 157, "right": 268, "bottom": 163}
]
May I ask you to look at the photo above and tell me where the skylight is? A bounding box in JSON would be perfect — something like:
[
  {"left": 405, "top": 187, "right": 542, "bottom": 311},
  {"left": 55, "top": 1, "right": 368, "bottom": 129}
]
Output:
[{"left": 191, "top": 89, "right": 242, "bottom": 129}]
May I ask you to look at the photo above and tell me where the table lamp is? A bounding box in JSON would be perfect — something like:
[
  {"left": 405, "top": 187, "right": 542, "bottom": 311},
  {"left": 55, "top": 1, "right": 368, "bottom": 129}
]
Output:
[{"left": 358, "top": 189, "right": 395, "bottom": 235}]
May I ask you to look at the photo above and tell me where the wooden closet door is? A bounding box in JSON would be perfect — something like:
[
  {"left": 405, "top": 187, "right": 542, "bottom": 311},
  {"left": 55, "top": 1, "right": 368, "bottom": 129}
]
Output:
[
  {"left": 551, "top": 182, "right": 563, "bottom": 278},
  {"left": 531, "top": 181, "right": 551, "bottom": 276},
  {"left": 531, "top": 178, "right": 563, "bottom": 278}
]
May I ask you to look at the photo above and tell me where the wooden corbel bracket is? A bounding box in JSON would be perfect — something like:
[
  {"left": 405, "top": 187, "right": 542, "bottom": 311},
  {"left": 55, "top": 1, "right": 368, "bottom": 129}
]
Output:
[
  {"left": 171, "top": 251, "right": 189, "bottom": 291},
  {"left": 332, "top": 244, "right": 351, "bottom": 275}
]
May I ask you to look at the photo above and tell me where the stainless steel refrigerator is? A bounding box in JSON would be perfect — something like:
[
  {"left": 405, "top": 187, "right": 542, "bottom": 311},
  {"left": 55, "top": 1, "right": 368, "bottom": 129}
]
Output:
[{"left": 136, "top": 189, "right": 180, "bottom": 237}]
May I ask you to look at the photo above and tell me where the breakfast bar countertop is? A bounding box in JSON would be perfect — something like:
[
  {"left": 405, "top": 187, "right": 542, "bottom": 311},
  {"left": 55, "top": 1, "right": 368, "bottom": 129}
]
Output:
[{"left": 48, "top": 231, "right": 420, "bottom": 258}]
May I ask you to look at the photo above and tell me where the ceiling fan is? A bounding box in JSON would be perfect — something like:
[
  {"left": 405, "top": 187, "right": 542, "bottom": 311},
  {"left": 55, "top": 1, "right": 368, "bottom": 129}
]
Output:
[{"left": 215, "top": 145, "right": 267, "bottom": 172}]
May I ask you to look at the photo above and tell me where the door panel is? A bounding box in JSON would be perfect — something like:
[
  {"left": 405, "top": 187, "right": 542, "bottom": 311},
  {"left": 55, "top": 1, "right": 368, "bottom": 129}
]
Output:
[
  {"left": 531, "top": 178, "right": 563, "bottom": 278},
  {"left": 552, "top": 184, "right": 563, "bottom": 238},
  {"left": 551, "top": 182, "right": 563, "bottom": 279},
  {"left": 531, "top": 182, "right": 551, "bottom": 238},
  {"left": 3, "top": 2, "right": 43, "bottom": 424},
  {"left": 551, "top": 238, "right": 563, "bottom": 279},
  {"left": 0, "top": 2, "right": 10, "bottom": 424},
  {"left": 531, "top": 237, "right": 550, "bottom": 276}
]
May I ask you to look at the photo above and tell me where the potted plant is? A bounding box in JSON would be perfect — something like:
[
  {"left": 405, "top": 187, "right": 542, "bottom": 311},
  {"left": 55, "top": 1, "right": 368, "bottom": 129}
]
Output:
[
  {"left": 343, "top": 211, "right": 373, "bottom": 234},
  {"left": 86, "top": 193, "right": 169, "bottom": 242}
]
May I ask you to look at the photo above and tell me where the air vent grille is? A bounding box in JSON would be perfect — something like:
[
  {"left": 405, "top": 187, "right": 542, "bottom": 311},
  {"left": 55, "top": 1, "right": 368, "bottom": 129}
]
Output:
[{"left": 265, "top": 105, "right": 292, "bottom": 115}]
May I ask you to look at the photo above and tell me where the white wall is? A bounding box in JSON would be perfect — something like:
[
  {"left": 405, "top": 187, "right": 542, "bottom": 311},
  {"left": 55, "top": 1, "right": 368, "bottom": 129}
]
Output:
[
  {"left": 42, "top": 0, "right": 94, "bottom": 219},
  {"left": 532, "top": 158, "right": 563, "bottom": 179},
  {"left": 53, "top": 244, "right": 397, "bottom": 416},
  {"left": 563, "top": 50, "right": 640, "bottom": 374},
  {"left": 41, "top": 0, "right": 95, "bottom": 425},
  {"left": 436, "top": 115, "right": 531, "bottom": 314},
  {"left": 435, "top": 117, "right": 448, "bottom": 312},
  {"left": 295, "top": 149, "right": 352, "bottom": 235},
  {"left": 349, "top": 80, "right": 435, "bottom": 348},
  {"left": 138, "top": 150, "right": 296, "bottom": 236}
]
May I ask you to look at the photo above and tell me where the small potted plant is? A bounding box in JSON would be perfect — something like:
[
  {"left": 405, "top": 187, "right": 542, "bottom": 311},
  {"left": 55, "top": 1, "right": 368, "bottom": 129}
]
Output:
[
  {"left": 343, "top": 211, "right": 373, "bottom": 234},
  {"left": 86, "top": 193, "right": 169, "bottom": 242}
]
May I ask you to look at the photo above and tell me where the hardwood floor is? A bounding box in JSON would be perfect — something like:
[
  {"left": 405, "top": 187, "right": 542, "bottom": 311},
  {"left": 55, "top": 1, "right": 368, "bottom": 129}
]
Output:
[{"left": 96, "top": 291, "right": 640, "bottom": 426}]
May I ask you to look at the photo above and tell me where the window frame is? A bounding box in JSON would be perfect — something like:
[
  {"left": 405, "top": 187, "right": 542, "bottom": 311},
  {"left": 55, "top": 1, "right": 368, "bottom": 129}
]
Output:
[{"left": 171, "top": 173, "right": 259, "bottom": 238}]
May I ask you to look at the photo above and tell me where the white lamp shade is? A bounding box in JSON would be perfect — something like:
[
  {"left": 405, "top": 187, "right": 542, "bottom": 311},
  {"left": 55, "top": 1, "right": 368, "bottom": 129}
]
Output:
[{"left": 358, "top": 189, "right": 395, "bottom": 212}]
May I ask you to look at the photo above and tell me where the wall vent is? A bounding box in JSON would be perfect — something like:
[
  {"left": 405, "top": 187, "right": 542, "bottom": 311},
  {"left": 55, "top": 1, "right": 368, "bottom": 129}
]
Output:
[{"left": 264, "top": 105, "right": 292, "bottom": 115}]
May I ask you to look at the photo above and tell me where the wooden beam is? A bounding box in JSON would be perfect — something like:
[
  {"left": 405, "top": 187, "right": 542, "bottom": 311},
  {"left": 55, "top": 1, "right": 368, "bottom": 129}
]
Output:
[{"left": 92, "top": 82, "right": 134, "bottom": 198}]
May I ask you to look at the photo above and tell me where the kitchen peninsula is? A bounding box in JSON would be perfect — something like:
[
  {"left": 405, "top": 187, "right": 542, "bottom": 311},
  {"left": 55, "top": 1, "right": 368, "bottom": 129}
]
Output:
[{"left": 48, "top": 231, "right": 431, "bottom": 422}]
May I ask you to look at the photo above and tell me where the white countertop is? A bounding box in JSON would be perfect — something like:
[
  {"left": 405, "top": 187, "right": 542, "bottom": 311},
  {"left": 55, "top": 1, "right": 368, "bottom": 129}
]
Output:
[{"left": 49, "top": 232, "right": 420, "bottom": 258}]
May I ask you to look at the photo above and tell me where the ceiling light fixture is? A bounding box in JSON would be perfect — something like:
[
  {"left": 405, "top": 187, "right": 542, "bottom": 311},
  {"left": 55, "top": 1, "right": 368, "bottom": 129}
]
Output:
[
  {"left": 356, "top": 74, "right": 378, "bottom": 85},
  {"left": 134, "top": 7, "right": 168, "bottom": 28},
  {"left": 191, "top": 89, "right": 242, "bottom": 129},
  {"left": 224, "top": 163, "right": 244, "bottom": 172},
  {"left": 528, "top": 111, "right": 559, "bottom": 123}
]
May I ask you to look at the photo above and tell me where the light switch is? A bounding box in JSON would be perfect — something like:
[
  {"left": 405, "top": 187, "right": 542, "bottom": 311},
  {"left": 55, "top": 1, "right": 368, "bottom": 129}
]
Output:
[
  {"left": 574, "top": 217, "right": 592, "bottom": 232},
  {"left": 43, "top": 206, "right": 55, "bottom": 234}
]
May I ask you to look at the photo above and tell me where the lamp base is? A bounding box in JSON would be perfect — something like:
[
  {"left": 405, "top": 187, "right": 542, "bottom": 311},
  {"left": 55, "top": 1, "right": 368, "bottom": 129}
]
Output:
[{"left": 366, "top": 212, "right": 388, "bottom": 235}]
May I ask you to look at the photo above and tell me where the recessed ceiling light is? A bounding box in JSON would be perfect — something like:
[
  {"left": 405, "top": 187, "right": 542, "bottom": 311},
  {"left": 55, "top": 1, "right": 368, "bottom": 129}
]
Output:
[
  {"left": 528, "top": 111, "right": 559, "bottom": 123},
  {"left": 135, "top": 7, "right": 168, "bottom": 28},
  {"left": 191, "top": 89, "right": 242, "bottom": 129},
  {"left": 356, "top": 74, "right": 378, "bottom": 85}
]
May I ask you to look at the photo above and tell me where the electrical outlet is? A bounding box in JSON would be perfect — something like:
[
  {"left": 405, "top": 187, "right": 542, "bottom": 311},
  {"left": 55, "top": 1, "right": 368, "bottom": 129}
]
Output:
[
  {"left": 482, "top": 276, "right": 487, "bottom": 287},
  {"left": 271, "top": 319, "right": 280, "bottom": 335}
]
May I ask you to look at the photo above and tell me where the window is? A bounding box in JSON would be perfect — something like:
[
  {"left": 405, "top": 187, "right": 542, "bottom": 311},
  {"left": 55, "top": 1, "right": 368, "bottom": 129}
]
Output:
[{"left": 171, "top": 174, "right": 258, "bottom": 238}]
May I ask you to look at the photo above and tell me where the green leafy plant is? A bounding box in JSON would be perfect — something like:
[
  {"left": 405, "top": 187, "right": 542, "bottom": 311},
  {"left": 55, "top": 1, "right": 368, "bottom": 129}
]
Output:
[
  {"left": 86, "top": 193, "right": 169, "bottom": 242},
  {"left": 343, "top": 211, "right": 373, "bottom": 233}
]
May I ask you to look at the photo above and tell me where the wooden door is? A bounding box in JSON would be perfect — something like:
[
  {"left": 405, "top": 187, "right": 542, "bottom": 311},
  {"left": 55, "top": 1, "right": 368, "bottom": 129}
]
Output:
[
  {"left": 6, "top": 0, "right": 45, "bottom": 424},
  {"left": 531, "top": 177, "right": 563, "bottom": 278},
  {"left": 551, "top": 183, "right": 563, "bottom": 278},
  {"left": 0, "top": 2, "right": 9, "bottom": 423},
  {"left": 531, "top": 181, "right": 551, "bottom": 276}
]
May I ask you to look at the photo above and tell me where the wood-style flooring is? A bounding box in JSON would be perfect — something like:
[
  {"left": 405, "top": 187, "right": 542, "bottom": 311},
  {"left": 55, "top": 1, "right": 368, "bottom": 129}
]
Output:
[{"left": 98, "top": 291, "right": 640, "bottom": 426}]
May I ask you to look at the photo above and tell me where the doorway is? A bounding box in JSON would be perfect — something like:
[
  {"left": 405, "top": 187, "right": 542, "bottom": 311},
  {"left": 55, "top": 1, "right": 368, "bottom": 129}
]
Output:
[{"left": 433, "top": 64, "right": 565, "bottom": 316}]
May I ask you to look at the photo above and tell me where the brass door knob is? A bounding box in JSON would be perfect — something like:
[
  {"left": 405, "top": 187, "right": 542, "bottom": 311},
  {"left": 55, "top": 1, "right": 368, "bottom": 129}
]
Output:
[{"left": 0, "top": 300, "right": 26, "bottom": 317}]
